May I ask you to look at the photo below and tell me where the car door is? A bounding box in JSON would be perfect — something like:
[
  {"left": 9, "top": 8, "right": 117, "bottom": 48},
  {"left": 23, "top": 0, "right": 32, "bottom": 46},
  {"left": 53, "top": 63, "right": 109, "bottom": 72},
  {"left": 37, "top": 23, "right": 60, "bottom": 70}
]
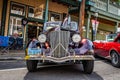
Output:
[
  {"left": 100, "top": 34, "right": 118, "bottom": 58},
  {"left": 98, "top": 42, "right": 108, "bottom": 57},
  {"left": 101, "top": 42, "right": 113, "bottom": 57},
  {"left": 101, "top": 37, "right": 120, "bottom": 58}
]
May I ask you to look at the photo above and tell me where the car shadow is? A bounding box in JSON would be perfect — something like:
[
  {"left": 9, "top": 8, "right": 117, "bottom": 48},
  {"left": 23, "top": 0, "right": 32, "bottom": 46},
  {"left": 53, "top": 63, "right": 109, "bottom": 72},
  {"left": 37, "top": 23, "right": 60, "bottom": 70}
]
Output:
[
  {"left": 95, "top": 56, "right": 110, "bottom": 61},
  {"left": 24, "top": 64, "right": 104, "bottom": 80}
]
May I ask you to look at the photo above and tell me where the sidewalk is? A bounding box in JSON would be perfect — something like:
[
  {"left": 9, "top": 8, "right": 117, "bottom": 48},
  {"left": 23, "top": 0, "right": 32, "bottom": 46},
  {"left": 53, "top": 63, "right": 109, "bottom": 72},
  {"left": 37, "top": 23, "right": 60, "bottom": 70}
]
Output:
[{"left": 0, "top": 50, "right": 25, "bottom": 60}]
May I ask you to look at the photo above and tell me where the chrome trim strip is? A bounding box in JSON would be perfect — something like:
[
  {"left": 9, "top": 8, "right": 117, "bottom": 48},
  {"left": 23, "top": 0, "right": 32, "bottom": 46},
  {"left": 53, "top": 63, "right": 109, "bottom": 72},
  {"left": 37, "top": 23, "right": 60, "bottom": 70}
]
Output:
[{"left": 27, "top": 55, "right": 95, "bottom": 63}]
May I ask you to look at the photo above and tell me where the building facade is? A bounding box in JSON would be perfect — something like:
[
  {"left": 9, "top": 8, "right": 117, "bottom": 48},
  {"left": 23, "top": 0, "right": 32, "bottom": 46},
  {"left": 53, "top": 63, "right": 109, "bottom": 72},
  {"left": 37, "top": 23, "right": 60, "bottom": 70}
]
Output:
[
  {"left": 85, "top": 0, "right": 120, "bottom": 40},
  {"left": 0, "top": 0, "right": 120, "bottom": 47},
  {"left": 0, "top": 0, "right": 3, "bottom": 33},
  {"left": 0, "top": 0, "right": 70, "bottom": 47}
]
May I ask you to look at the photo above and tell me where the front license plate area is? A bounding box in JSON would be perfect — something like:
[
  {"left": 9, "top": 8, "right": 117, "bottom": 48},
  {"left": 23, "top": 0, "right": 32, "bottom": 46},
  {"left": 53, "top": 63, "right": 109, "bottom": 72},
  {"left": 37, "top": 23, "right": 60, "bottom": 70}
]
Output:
[{"left": 28, "top": 48, "right": 41, "bottom": 55}]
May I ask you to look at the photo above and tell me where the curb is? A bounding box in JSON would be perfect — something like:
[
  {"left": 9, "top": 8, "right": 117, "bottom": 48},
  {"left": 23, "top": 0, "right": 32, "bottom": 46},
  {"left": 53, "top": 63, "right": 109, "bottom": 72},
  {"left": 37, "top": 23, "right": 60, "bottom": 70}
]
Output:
[{"left": 0, "top": 57, "right": 24, "bottom": 61}]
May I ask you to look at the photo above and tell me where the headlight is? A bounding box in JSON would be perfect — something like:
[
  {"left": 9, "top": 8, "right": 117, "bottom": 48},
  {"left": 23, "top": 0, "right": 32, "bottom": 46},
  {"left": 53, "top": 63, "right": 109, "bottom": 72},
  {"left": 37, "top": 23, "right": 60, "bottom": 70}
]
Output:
[
  {"left": 72, "top": 34, "right": 81, "bottom": 43},
  {"left": 38, "top": 34, "right": 46, "bottom": 43}
]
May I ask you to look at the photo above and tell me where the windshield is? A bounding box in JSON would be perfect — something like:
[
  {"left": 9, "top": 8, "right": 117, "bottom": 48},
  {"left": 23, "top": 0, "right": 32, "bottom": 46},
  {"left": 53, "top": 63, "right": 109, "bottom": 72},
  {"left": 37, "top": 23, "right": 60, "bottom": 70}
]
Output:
[
  {"left": 106, "top": 34, "right": 117, "bottom": 42},
  {"left": 61, "top": 21, "right": 78, "bottom": 31},
  {"left": 44, "top": 21, "right": 62, "bottom": 31},
  {"left": 44, "top": 21, "right": 78, "bottom": 31}
]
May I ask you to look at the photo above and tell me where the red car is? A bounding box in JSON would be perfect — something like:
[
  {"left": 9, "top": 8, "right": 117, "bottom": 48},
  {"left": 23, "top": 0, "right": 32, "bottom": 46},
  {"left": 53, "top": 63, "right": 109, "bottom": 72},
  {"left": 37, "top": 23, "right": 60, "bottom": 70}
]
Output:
[{"left": 93, "top": 33, "right": 120, "bottom": 67}]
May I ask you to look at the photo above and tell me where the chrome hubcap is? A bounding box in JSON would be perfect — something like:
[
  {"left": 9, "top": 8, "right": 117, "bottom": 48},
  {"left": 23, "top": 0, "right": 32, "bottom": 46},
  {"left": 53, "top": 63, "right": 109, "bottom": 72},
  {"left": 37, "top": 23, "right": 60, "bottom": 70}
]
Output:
[{"left": 112, "top": 52, "right": 118, "bottom": 65}]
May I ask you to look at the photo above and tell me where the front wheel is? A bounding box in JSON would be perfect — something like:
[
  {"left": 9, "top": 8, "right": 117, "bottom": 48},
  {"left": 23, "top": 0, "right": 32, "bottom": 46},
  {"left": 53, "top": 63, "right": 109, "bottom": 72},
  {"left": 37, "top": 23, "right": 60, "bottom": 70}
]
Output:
[
  {"left": 111, "top": 51, "right": 120, "bottom": 68},
  {"left": 82, "top": 60, "right": 94, "bottom": 74},
  {"left": 26, "top": 60, "right": 38, "bottom": 72}
]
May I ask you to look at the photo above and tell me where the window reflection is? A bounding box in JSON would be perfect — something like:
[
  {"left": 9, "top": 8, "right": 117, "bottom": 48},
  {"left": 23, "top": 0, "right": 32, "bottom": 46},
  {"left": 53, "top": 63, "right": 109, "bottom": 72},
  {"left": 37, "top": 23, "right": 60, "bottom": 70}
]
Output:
[
  {"left": 49, "top": 12, "right": 61, "bottom": 21},
  {"left": 28, "top": 7, "right": 34, "bottom": 18},
  {"left": 9, "top": 16, "right": 23, "bottom": 38},
  {"left": 11, "top": 3, "right": 25, "bottom": 16},
  {"left": 28, "top": 6, "right": 44, "bottom": 19}
]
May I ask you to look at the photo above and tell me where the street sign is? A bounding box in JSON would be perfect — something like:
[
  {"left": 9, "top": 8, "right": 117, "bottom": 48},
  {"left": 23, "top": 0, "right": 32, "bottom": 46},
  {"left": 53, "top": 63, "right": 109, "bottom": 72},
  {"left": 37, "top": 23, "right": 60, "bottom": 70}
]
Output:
[{"left": 21, "top": 18, "right": 28, "bottom": 26}]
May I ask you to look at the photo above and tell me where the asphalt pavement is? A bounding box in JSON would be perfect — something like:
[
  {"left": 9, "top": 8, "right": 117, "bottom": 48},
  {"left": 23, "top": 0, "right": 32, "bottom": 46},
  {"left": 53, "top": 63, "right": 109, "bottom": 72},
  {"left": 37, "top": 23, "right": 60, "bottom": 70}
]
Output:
[
  {"left": 0, "top": 50, "right": 120, "bottom": 80},
  {"left": 0, "top": 58, "right": 120, "bottom": 80}
]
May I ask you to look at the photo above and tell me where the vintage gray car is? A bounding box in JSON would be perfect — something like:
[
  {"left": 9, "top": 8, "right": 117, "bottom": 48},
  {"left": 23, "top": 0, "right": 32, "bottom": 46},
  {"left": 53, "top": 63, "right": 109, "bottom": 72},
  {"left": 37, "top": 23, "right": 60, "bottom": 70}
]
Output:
[{"left": 25, "top": 21, "right": 95, "bottom": 74}]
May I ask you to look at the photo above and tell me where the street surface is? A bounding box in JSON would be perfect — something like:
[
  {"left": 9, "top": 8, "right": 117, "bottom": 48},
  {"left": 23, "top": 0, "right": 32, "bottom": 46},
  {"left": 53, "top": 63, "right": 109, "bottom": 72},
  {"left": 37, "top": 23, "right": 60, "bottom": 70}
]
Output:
[{"left": 0, "top": 58, "right": 120, "bottom": 80}]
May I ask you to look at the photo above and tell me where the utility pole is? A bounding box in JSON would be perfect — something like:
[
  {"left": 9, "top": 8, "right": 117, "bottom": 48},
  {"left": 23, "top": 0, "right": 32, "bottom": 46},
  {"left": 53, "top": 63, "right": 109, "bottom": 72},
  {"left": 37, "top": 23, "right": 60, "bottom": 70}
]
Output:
[{"left": 79, "top": 0, "right": 85, "bottom": 38}]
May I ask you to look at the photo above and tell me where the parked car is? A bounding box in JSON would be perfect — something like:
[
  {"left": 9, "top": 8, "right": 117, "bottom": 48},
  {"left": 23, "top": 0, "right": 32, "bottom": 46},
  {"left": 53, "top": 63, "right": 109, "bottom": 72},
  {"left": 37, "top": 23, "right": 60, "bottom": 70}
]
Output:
[
  {"left": 25, "top": 21, "right": 94, "bottom": 74},
  {"left": 93, "top": 33, "right": 120, "bottom": 67}
]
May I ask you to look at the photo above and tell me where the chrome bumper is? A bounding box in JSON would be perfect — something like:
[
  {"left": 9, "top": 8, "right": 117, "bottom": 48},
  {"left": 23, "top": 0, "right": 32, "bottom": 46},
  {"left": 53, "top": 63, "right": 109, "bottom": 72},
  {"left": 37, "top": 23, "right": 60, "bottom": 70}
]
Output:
[{"left": 25, "top": 55, "right": 95, "bottom": 63}]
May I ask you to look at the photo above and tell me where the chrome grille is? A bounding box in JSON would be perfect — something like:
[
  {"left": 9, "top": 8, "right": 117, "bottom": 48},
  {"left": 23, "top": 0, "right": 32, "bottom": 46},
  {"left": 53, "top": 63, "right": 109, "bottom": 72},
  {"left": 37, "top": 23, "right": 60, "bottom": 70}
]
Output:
[{"left": 49, "top": 31, "right": 70, "bottom": 58}]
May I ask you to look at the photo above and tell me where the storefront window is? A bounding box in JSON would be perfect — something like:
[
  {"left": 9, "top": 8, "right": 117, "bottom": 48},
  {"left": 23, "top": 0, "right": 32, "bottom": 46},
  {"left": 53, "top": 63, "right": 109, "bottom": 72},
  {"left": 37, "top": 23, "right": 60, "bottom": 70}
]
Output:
[
  {"left": 28, "top": 6, "right": 44, "bottom": 19},
  {"left": 10, "top": 2, "right": 26, "bottom": 16},
  {"left": 28, "top": 7, "right": 34, "bottom": 18},
  {"left": 49, "top": 12, "right": 62, "bottom": 21},
  {"left": 9, "top": 16, "right": 23, "bottom": 38}
]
